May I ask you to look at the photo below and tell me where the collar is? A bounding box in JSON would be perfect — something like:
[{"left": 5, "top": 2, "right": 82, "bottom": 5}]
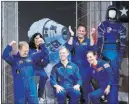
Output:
[
  {"left": 92, "top": 64, "right": 97, "bottom": 69},
  {"left": 59, "top": 61, "right": 72, "bottom": 67},
  {"left": 91, "top": 59, "right": 101, "bottom": 69},
  {"left": 16, "top": 52, "right": 28, "bottom": 59},
  {"left": 78, "top": 37, "right": 85, "bottom": 43}
]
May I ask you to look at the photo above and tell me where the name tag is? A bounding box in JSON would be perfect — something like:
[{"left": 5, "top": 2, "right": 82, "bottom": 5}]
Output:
[
  {"left": 67, "top": 65, "right": 72, "bottom": 69},
  {"left": 103, "top": 63, "right": 110, "bottom": 69},
  {"left": 81, "top": 42, "right": 87, "bottom": 45},
  {"left": 26, "top": 59, "right": 32, "bottom": 63}
]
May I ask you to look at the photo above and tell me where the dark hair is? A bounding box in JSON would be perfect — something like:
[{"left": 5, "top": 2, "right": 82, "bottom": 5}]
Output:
[
  {"left": 87, "top": 50, "right": 98, "bottom": 56},
  {"left": 77, "top": 23, "right": 87, "bottom": 30},
  {"left": 29, "top": 33, "right": 43, "bottom": 49}
]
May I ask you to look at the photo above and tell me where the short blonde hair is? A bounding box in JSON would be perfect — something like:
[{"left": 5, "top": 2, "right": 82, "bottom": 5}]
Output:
[
  {"left": 59, "top": 46, "right": 69, "bottom": 53},
  {"left": 18, "top": 41, "right": 29, "bottom": 49}
]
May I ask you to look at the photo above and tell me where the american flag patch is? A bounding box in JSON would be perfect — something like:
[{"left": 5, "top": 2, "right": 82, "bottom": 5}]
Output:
[
  {"left": 103, "top": 63, "right": 110, "bottom": 68},
  {"left": 97, "top": 67, "right": 103, "bottom": 72}
]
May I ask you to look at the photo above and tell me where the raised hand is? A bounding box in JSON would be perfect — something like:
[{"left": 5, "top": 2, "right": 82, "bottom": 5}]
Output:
[
  {"left": 68, "top": 26, "right": 74, "bottom": 37},
  {"left": 38, "top": 38, "right": 45, "bottom": 44},
  {"left": 90, "top": 28, "right": 96, "bottom": 37},
  {"left": 9, "top": 40, "right": 16, "bottom": 47}
]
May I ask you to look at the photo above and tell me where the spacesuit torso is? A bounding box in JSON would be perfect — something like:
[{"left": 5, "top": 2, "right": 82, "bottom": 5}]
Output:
[{"left": 98, "top": 20, "right": 126, "bottom": 60}]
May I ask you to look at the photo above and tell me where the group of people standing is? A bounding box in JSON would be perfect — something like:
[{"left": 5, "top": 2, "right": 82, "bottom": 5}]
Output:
[{"left": 2, "top": 5, "right": 127, "bottom": 104}]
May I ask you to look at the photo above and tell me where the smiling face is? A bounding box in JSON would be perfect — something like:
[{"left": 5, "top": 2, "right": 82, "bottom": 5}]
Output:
[
  {"left": 59, "top": 47, "right": 69, "bottom": 61},
  {"left": 86, "top": 51, "right": 97, "bottom": 65},
  {"left": 18, "top": 42, "right": 29, "bottom": 57},
  {"left": 34, "top": 35, "right": 42, "bottom": 47},
  {"left": 77, "top": 26, "right": 87, "bottom": 38}
]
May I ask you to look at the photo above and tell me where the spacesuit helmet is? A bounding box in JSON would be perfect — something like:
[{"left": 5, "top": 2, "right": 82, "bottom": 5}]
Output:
[{"left": 106, "top": 5, "right": 119, "bottom": 21}]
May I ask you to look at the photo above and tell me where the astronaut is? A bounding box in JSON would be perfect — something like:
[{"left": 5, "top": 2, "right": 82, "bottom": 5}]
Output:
[
  {"left": 86, "top": 50, "right": 116, "bottom": 104},
  {"left": 29, "top": 33, "right": 49, "bottom": 102},
  {"left": 65, "top": 24, "right": 96, "bottom": 103},
  {"left": 28, "top": 18, "right": 70, "bottom": 100},
  {"left": 50, "top": 46, "right": 82, "bottom": 104},
  {"left": 2, "top": 39, "right": 47, "bottom": 104},
  {"left": 97, "top": 5, "right": 127, "bottom": 103}
]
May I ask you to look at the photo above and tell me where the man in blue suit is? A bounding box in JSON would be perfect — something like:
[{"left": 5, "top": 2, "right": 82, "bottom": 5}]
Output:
[
  {"left": 65, "top": 24, "right": 96, "bottom": 103},
  {"left": 50, "top": 46, "right": 82, "bottom": 104}
]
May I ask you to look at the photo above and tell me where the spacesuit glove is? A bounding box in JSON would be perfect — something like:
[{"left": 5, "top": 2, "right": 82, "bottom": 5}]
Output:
[
  {"left": 73, "top": 84, "right": 80, "bottom": 91},
  {"left": 104, "top": 85, "right": 111, "bottom": 95},
  {"left": 54, "top": 84, "right": 65, "bottom": 93}
]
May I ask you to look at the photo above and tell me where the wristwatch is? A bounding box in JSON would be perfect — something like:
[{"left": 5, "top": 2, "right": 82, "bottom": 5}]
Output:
[{"left": 71, "top": 36, "right": 74, "bottom": 37}]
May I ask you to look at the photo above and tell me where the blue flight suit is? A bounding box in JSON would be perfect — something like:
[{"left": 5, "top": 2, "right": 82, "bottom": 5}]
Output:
[
  {"left": 89, "top": 60, "right": 118, "bottom": 104},
  {"left": 65, "top": 37, "right": 96, "bottom": 103},
  {"left": 2, "top": 44, "right": 47, "bottom": 104},
  {"left": 97, "top": 5, "right": 127, "bottom": 104},
  {"left": 97, "top": 5, "right": 127, "bottom": 84},
  {"left": 29, "top": 45, "right": 49, "bottom": 98},
  {"left": 50, "top": 61, "right": 82, "bottom": 104}
]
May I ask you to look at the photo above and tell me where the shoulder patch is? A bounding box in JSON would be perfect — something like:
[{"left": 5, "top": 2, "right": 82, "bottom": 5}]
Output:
[
  {"left": 103, "top": 63, "right": 110, "bottom": 69},
  {"left": 97, "top": 67, "right": 103, "bottom": 72}
]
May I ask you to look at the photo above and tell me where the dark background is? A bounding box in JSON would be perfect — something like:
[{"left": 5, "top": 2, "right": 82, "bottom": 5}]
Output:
[{"left": 18, "top": 1, "right": 76, "bottom": 42}]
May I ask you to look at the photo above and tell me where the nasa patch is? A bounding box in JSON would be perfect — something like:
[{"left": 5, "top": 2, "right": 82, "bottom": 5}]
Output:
[
  {"left": 19, "top": 60, "right": 23, "bottom": 64},
  {"left": 107, "top": 27, "right": 112, "bottom": 33}
]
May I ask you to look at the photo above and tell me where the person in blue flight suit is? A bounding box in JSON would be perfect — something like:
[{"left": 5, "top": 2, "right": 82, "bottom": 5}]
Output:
[
  {"left": 29, "top": 33, "right": 49, "bottom": 102},
  {"left": 50, "top": 46, "right": 82, "bottom": 104},
  {"left": 97, "top": 5, "right": 127, "bottom": 103},
  {"left": 86, "top": 50, "right": 118, "bottom": 104},
  {"left": 65, "top": 24, "right": 96, "bottom": 103},
  {"left": 2, "top": 38, "right": 48, "bottom": 104}
]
